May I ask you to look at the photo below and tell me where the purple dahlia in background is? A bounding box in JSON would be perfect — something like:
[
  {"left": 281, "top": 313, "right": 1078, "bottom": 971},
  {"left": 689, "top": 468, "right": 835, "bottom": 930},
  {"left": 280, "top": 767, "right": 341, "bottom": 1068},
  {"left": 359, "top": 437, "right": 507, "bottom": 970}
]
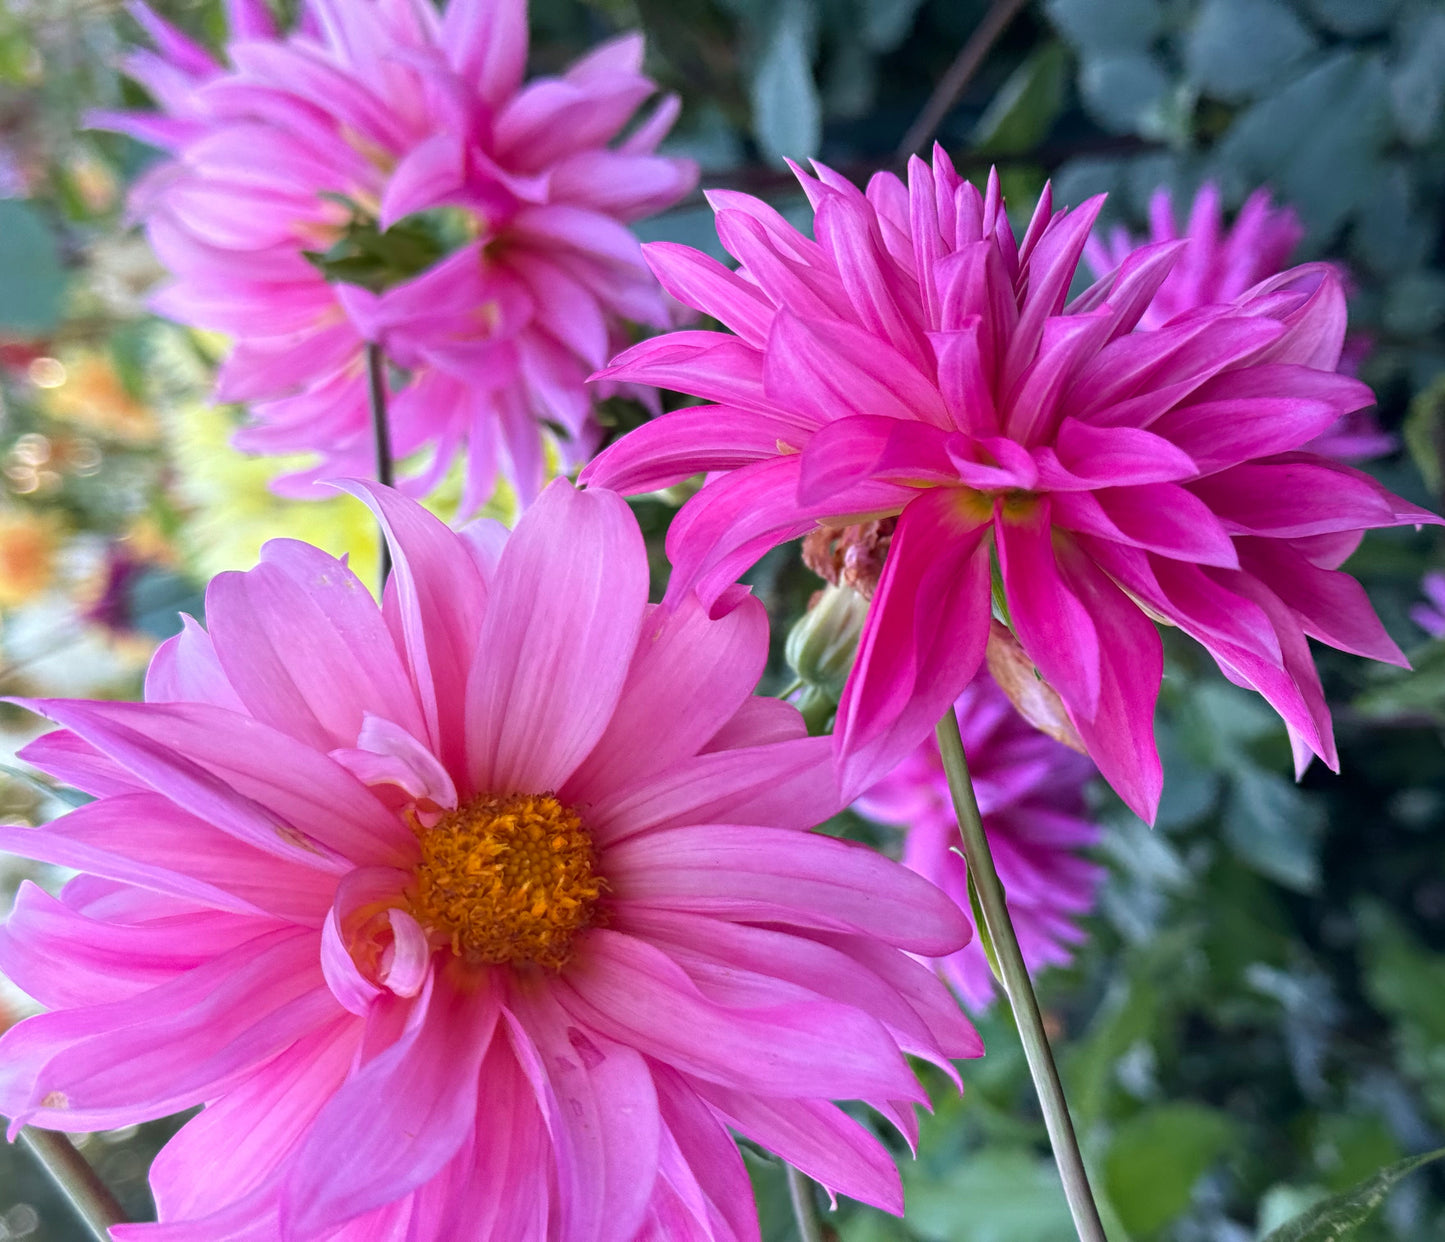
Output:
[
  {"left": 95, "top": 0, "right": 696, "bottom": 512},
  {"left": 854, "top": 674, "right": 1103, "bottom": 1011},
  {"left": 1085, "top": 183, "right": 1394, "bottom": 461}
]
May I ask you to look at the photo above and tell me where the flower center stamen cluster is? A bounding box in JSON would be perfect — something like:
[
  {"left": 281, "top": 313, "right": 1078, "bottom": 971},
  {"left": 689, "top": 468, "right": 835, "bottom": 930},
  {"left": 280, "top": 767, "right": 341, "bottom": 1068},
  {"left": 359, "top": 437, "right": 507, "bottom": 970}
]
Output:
[{"left": 408, "top": 792, "right": 603, "bottom": 970}]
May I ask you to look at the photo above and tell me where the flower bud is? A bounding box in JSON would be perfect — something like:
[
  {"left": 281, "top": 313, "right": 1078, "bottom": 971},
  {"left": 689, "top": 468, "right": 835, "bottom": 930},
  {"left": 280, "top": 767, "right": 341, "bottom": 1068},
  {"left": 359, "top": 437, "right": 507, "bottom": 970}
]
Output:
[{"left": 785, "top": 582, "right": 869, "bottom": 700}]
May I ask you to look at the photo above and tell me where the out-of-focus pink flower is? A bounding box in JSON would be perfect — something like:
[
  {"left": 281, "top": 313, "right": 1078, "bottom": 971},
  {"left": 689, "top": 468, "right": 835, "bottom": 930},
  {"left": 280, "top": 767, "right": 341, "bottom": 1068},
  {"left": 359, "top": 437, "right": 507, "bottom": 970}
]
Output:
[
  {"left": 0, "top": 481, "right": 978, "bottom": 1239},
  {"left": 854, "top": 675, "right": 1102, "bottom": 1011},
  {"left": 1411, "top": 570, "right": 1445, "bottom": 640},
  {"left": 94, "top": 0, "right": 696, "bottom": 512},
  {"left": 583, "top": 150, "right": 1439, "bottom": 823},
  {"left": 1085, "top": 184, "right": 1394, "bottom": 461}
]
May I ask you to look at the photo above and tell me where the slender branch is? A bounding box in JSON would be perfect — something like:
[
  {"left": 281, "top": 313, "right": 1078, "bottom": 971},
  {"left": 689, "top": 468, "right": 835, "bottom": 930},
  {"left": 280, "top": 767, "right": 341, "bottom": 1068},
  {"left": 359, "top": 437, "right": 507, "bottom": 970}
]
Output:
[
  {"left": 20, "top": 1128, "right": 127, "bottom": 1241},
  {"left": 934, "top": 708, "right": 1107, "bottom": 1242},
  {"left": 365, "top": 341, "right": 394, "bottom": 590},
  {"left": 894, "top": 0, "right": 1032, "bottom": 161},
  {"left": 786, "top": 1164, "right": 825, "bottom": 1242}
]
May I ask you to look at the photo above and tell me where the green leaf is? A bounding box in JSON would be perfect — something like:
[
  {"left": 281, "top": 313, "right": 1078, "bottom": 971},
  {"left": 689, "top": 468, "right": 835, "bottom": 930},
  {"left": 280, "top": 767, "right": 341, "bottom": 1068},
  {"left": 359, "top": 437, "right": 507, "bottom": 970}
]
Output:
[
  {"left": 1077, "top": 52, "right": 1173, "bottom": 137},
  {"left": 972, "top": 42, "right": 1070, "bottom": 155},
  {"left": 1185, "top": 0, "right": 1318, "bottom": 104},
  {"left": 0, "top": 200, "right": 66, "bottom": 333},
  {"left": 748, "top": 0, "right": 820, "bottom": 166},
  {"left": 1104, "top": 1103, "right": 1236, "bottom": 1236},
  {"left": 1402, "top": 372, "right": 1445, "bottom": 495},
  {"left": 1221, "top": 765, "right": 1323, "bottom": 894},
  {"left": 1045, "top": 0, "right": 1164, "bottom": 56},
  {"left": 903, "top": 1148, "right": 1075, "bottom": 1242},
  {"left": 1260, "top": 1147, "right": 1445, "bottom": 1242}
]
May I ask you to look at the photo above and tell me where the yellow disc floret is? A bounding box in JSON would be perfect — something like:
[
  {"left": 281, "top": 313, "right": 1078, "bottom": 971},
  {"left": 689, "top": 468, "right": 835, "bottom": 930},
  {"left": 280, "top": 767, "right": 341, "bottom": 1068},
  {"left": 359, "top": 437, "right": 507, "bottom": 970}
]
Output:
[{"left": 408, "top": 792, "right": 604, "bottom": 971}]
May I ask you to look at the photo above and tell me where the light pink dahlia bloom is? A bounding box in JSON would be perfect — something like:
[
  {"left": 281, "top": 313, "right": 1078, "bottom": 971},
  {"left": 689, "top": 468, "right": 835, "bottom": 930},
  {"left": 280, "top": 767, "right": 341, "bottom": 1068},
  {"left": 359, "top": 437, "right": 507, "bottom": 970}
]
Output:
[
  {"left": 854, "top": 674, "right": 1103, "bottom": 1011},
  {"left": 95, "top": 0, "right": 696, "bottom": 511},
  {"left": 1084, "top": 183, "right": 1394, "bottom": 461},
  {"left": 581, "top": 150, "right": 1439, "bottom": 822},
  {"left": 0, "top": 481, "right": 979, "bottom": 1240}
]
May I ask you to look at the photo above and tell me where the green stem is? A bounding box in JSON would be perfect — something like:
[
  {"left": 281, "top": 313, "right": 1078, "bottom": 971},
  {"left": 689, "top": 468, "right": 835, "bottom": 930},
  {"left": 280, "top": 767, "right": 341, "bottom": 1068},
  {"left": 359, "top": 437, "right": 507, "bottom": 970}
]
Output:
[
  {"left": 20, "top": 1128, "right": 126, "bottom": 1241},
  {"left": 786, "top": 1165, "right": 825, "bottom": 1242},
  {"left": 365, "top": 341, "right": 394, "bottom": 589},
  {"left": 934, "top": 707, "right": 1107, "bottom": 1242}
]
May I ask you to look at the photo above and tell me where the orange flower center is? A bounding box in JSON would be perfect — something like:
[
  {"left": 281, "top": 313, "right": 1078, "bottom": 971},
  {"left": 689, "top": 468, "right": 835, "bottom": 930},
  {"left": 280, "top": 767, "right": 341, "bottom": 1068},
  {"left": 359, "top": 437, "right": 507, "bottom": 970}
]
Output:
[{"left": 408, "top": 793, "right": 604, "bottom": 971}]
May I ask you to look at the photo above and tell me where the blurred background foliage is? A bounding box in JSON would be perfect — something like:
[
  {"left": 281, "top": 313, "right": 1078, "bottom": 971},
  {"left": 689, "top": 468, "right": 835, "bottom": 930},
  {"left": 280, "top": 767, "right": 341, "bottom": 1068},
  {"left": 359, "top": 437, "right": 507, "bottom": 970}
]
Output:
[{"left": 0, "top": 0, "right": 1444, "bottom": 1238}]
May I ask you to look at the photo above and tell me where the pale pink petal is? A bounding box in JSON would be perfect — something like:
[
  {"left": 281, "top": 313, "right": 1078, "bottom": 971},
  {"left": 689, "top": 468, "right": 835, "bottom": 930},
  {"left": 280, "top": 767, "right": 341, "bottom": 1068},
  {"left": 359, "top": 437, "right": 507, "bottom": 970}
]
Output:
[
  {"left": 280, "top": 972, "right": 499, "bottom": 1236},
  {"left": 465, "top": 481, "right": 648, "bottom": 794}
]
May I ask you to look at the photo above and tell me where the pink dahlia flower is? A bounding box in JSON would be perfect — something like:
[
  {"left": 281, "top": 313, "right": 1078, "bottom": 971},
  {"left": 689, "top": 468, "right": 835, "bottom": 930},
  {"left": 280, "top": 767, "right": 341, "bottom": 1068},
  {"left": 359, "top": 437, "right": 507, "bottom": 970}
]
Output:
[
  {"left": 1085, "top": 183, "right": 1394, "bottom": 461},
  {"left": 854, "top": 674, "right": 1102, "bottom": 1011},
  {"left": 94, "top": 0, "right": 696, "bottom": 511},
  {"left": 582, "top": 150, "right": 1439, "bottom": 822},
  {"left": 0, "top": 482, "right": 979, "bottom": 1239}
]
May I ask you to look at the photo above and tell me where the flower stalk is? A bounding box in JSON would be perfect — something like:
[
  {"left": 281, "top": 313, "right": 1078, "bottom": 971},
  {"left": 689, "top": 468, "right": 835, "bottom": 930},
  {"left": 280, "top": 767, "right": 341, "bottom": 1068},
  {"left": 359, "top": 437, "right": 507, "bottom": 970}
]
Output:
[
  {"left": 786, "top": 1164, "right": 825, "bottom": 1242},
  {"left": 934, "top": 707, "right": 1106, "bottom": 1242},
  {"left": 20, "top": 1128, "right": 127, "bottom": 1241},
  {"left": 365, "top": 341, "right": 394, "bottom": 588}
]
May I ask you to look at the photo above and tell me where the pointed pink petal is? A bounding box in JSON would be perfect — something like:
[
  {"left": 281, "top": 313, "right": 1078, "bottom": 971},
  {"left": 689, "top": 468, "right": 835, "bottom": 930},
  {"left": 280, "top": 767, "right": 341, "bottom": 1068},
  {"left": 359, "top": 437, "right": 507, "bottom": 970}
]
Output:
[
  {"left": 206, "top": 540, "right": 426, "bottom": 753},
  {"left": 0, "top": 927, "right": 332, "bottom": 1133},
  {"left": 465, "top": 481, "right": 647, "bottom": 795},
  {"left": 565, "top": 593, "right": 769, "bottom": 805},
  {"left": 145, "top": 615, "right": 245, "bottom": 710},
  {"left": 559, "top": 931, "right": 923, "bottom": 1103},
  {"left": 605, "top": 824, "right": 969, "bottom": 956},
  {"left": 509, "top": 985, "right": 660, "bottom": 1242},
  {"left": 15, "top": 698, "right": 410, "bottom": 868},
  {"left": 1054, "top": 548, "right": 1163, "bottom": 822},
  {"left": 997, "top": 498, "right": 1102, "bottom": 721},
  {"left": 149, "top": 1018, "right": 358, "bottom": 1225},
  {"left": 585, "top": 737, "right": 840, "bottom": 846},
  {"left": 834, "top": 488, "right": 992, "bottom": 801},
  {"left": 0, "top": 793, "right": 335, "bottom": 923},
  {"left": 281, "top": 973, "right": 499, "bottom": 1236},
  {"left": 334, "top": 481, "right": 489, "bottom": 777},
  {"left": 695, "top": 1084, "right": 904, "bottom": 1214}
]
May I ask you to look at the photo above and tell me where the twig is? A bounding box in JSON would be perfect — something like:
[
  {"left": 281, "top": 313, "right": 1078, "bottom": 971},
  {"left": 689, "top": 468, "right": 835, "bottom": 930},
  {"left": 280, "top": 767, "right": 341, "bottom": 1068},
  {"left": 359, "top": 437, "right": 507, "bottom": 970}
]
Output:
[
  {"left": 20, "top": 1128, "right": 126, "bottom": 1241},
  {"left": 894, "top": 0, "right": 1032, "bottom": 162},
  {"left": 935, "top": 707, "right": 1107, "bottom": 1242}
]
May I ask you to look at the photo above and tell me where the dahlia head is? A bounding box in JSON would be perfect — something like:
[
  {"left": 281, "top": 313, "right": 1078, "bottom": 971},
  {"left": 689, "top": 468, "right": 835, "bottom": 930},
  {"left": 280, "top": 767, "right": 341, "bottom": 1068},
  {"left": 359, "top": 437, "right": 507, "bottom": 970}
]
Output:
[
  {"left": 94, "top": 0, "right": 697, "bottom": 513},
  {"left": 1085, "top": 182, "right": 1394, "bottom": 461},
  {"left": 0, "top": 481, "right": 980, "bottom": 1239},
  {"left": 582, "top": 149, "right": 1439, "bottom": 822},
  {"left": 854, "top": 673, "right": 1103, "bottom": 1011}
]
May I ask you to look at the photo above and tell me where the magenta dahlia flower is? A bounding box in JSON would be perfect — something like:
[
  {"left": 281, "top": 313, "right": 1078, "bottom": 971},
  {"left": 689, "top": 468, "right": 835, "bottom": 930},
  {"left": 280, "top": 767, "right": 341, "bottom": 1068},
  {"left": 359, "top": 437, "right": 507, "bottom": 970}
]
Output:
[
  {"left": 1085, "top": 183, "right": 1394, "bottom": 461},
  {"left": 582, "top": 151, "right": 1438, "bottom": 821},
  {"left": 0, "top": 482, "right": 979, "bottom": 1239},
  {"left": 854, "top": 674, "right": 1102, "bottom": 1011},
  {"left": 94, "top": 0, "right": 696, "bottom": 511}
]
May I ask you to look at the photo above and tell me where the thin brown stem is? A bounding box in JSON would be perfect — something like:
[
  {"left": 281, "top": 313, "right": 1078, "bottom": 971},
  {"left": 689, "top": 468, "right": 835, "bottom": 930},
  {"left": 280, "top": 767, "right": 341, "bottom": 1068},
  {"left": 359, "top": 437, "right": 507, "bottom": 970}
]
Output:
[
  {"left": 894, "top": 0, "right": 1032, "bottom": 162},
  {"left": 20, "top": 1128, "right": 126, "bottom": 1241}
]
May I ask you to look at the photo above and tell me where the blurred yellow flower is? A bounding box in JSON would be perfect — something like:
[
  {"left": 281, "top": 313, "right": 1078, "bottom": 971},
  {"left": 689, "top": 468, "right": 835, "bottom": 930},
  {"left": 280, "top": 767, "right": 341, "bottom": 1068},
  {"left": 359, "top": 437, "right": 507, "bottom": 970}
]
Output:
[{"left": 164, "top": 401, "right": 516, "bottom": 587}]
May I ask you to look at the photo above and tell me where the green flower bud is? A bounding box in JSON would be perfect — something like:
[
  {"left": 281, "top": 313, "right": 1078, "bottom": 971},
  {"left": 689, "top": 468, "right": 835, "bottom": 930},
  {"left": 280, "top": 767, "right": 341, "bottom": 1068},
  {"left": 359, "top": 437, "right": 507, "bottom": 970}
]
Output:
[{"left": 785, "top": 582, "right": 869, "bottom": 700}]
